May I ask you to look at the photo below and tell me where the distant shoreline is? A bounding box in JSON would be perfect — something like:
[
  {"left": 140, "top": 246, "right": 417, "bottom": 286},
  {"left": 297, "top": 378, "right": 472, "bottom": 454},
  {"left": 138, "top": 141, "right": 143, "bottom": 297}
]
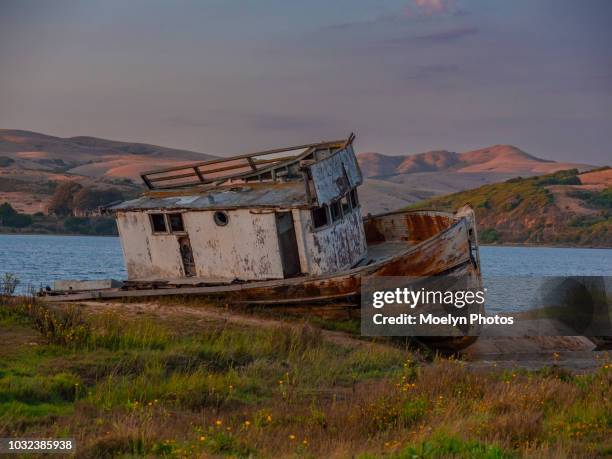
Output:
[
  {"left": 0, "top": 231, "right": 118, "bottom": 238},
  {"left": 480, "top": 243, "right": 612, "bottom": 250}
]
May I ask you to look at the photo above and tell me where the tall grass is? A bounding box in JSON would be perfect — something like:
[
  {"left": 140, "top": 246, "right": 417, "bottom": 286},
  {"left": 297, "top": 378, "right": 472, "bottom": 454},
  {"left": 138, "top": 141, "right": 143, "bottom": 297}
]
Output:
[{"left": 1, "top": 296, "right": 610, "bottom": 458}]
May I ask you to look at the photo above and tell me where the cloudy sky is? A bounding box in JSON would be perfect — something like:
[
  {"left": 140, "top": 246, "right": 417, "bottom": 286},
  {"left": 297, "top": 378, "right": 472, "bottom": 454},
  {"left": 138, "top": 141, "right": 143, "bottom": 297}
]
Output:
[{"left": 1, "top": 0, "right": 611, "bottom": 163}]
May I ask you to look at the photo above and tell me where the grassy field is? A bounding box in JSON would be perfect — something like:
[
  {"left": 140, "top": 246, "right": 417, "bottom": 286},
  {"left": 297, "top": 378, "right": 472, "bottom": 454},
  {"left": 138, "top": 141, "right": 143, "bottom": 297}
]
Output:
[{"left": 0, "top": 296, "right": 610, "bottom": 458}]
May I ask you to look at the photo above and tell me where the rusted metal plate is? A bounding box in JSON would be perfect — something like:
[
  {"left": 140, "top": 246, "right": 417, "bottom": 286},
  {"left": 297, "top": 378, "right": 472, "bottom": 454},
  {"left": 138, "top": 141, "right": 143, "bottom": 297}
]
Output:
[
  {"left": 111, "top": 182, "right": 309, "bottom": 212},
  {"left": 364, "top": 210, "right": 454, "bottom": 244}
]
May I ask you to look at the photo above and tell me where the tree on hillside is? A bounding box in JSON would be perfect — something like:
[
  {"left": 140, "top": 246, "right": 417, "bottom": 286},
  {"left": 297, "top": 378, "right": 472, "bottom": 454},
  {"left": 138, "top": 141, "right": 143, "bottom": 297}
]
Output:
[
  {"left": 47, "top": 182, "right": 83, "bottom": 216},
  {"left": 0, "top": 202, "right": 33, "bottom": 228},
  {"left": 0, "top": 156, "right": 15, "bottom": 167},
  {"left": 47, "top": 182, "right": 126, "bottom": 216},
  {"left": 72, "top": 187, "right": 124, "bottom": 214},
  {"left": 0, "top": 202, "right": 17, "bottom": 219}
]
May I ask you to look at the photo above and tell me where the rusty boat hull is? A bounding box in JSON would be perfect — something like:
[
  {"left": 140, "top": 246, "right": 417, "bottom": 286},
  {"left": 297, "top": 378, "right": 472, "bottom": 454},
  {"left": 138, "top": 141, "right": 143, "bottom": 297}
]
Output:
[{"left": 44, "top": 205, "right": 482, "bottom": 305}]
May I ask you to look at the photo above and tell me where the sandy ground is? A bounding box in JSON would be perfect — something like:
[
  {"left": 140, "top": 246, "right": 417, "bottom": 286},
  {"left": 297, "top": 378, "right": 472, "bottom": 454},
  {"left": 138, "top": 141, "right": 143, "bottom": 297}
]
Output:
[{"left": 74, "top": 300, "right": 608, "bottom": 373}]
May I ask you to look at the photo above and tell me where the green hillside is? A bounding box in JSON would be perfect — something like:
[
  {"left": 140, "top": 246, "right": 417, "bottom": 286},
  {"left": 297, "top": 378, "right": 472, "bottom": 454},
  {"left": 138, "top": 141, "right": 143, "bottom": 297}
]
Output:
[{"left": 408, "top": 168, "right": 611, "bottom": 247}]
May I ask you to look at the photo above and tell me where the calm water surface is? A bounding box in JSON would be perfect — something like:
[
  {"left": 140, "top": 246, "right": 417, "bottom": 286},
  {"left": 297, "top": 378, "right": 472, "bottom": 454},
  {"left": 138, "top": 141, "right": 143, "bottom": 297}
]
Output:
[
  {"left": 1, "top": 235, "right": 126, "bottom": 292},
  {"left": 0, "top": 235, "right": 610, "bottom": 293},
  {"left": 479, "top": 245, "right": 611, "bottom": 277}
]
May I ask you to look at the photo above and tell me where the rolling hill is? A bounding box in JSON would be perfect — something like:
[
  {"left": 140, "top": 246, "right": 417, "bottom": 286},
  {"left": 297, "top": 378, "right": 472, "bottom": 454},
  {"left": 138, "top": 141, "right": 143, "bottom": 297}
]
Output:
[
  {"left": 408, "top": 168, "right": 611, "bottom": 247},
  {"left": 0, "top": 129, "right": 596, "bottom": 217},
  {"left": 0, "top": 129, "right": 217, "bottom": 213},
  {"left": 357, "top": 145, "right": 589, "bottom": 177},
  {"left": 0, "top": 129, "right": 215, "bottom": 178},
  {"left": 356, "top": 145, "right": 592, "bottom": 213}
]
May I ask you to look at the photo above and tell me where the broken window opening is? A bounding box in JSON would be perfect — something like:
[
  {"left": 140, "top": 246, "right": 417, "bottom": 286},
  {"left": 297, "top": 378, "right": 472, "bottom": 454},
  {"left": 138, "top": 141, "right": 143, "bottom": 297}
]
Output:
[
  {"left": 312, "top": 204, "right": 329, "bottom": 229},
  {"left": 349, "top": 188, "right": 359, "bottom": 209},
  {"left": 330, "top": 200, "right": 342, "bottom": 222},
  {"left": 341, "top": 194, "right": 351, "bottom": 216},
  {"left": 168, "top": 213, "right": 185, "bottom": 232},
  {"left": 150, "top": 213, "right": 167, "bottom": 233}
]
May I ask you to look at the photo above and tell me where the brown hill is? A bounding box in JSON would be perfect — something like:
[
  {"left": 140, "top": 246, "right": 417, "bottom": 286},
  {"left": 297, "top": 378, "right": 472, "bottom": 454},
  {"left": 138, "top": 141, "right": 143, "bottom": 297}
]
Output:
[
  {"left": 357, "top": 145, "right": 591, "bottom": 178},
  {"left": 0, "top": 131, "right": 597, "bottom": 217},
  {"left": 355, "top": 152, "right": 405, "bottom": 177},
  {"left": 0, "top": 129, "right": 212, "bottom": 160},
  {"left": 356, "top": 145, "right": 594, "bottom": 213},
  {"left": 0, "top": 129, "right": 217, "bottom": 213},
  {"left": 0, "top": 129, "right": 215, "bottom": 179}
]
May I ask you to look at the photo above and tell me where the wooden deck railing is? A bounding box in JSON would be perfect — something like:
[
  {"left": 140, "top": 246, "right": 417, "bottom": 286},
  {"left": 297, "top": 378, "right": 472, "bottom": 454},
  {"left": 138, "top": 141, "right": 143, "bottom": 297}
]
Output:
[{"left": 140, "top": 138, "right": 349, "bottom": 190}]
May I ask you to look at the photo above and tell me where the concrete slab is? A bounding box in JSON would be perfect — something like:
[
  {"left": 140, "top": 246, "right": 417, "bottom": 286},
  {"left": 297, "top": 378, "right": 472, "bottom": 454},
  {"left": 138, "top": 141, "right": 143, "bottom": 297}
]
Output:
[{"left": 53, "top": 279, "right": 123, "bottom": 291}]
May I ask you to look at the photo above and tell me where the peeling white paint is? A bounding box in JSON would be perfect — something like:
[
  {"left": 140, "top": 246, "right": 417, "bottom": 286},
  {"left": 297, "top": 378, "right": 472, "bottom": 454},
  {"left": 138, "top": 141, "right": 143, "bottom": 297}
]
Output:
[
  {"left": 117, "top": 209, "right": 286, "bottom": 281},
  {"left": 298, "top": 207, "right": 367, "bottom": 276},
  {"left": 116, "top": 212, "right": 185, "bottom": 279},
  {"left": 309, "top": 145, "right": 363, "bottom": 205},
  {"left": 114, "top": 140, "right": 369, "bottom": 283}
]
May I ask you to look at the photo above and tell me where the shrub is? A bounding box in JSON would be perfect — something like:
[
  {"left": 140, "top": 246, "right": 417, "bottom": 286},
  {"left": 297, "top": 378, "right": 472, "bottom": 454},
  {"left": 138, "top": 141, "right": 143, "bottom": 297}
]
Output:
[
  {"left": 5, "top": 213, "right": 33, "bottom": 228},
  {"left": 0, "top": 202, "right": 33, "bottom": 228},
  {"left": 569, "top": 187, "right": 612, "bottom": 210},
  {"left": 504, "top": 194, "right": 523, "bottom": 211},
  {"left": 534, "top": 169, "right": 581, "bottom": 186},
  {"left": 64, "top": 216, "right": 92, "bottom": 233},
  {"left": 479, "top": 228, "right": 500, "bottom": 243},
  {"left": 1, "top": 272, "right": 19, "bottom": 296},
  {"left": 93, "top": 217, "right": 118, "bottom": 235},
  {"left": 13, "top": 301, "right": 92, "bottom": 347},
  {"left": 0, "top": 156, "right": 14, "bottom": 167},
  {"left": 477, "top": 199, "right": 491, "bottom": 209}
]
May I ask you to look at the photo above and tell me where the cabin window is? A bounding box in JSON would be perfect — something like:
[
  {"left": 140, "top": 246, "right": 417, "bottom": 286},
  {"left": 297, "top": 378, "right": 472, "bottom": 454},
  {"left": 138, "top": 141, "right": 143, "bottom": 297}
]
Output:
[
  {"left": 168, "top": 213, "right": 185, "bottom": 232},
  {"left": 214, "top": 211, "right": 229, "bottom": 226},
  {"left": 150, "top": 213, "right": 167, "bottom": 233},
  {"left": 312, "top": 204, "right": 329, "bottom": 228},
  {"left": 330, "top": 201, "right": 342, "bottom": 222},
  {"left": 341, "top": 194, "right": 351, "bottom": 215},
  {"left": 350, "top": 188, "right": 359, "bottom": 209}
]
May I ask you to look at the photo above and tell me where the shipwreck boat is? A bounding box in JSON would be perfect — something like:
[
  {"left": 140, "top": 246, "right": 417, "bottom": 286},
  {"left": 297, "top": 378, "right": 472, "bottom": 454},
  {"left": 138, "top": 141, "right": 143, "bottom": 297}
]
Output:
[{"left": 44, "top": 134, "right": 483, "bottom": 343}]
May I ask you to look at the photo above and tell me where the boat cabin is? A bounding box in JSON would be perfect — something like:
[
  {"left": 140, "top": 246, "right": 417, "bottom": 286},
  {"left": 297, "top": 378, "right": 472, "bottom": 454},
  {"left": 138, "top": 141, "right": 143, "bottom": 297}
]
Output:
[{"left": 110, "top": 134, "right": 368, "bottom": 282}]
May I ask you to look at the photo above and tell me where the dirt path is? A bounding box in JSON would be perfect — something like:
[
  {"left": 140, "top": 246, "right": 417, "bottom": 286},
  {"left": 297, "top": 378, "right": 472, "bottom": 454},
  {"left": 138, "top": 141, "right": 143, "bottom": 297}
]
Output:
[
  {"left": 0, "top": 324, "right": 42, "bottom": 359},
  {"left": 76, "top": 300, "right": 376, "bottom": 349}
]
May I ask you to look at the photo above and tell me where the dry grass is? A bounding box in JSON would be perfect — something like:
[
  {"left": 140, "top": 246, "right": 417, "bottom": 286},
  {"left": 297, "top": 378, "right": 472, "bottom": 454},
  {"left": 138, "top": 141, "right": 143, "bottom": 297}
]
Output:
[{"left": 0, "top": 297, "right": 610, "bottom": 458}]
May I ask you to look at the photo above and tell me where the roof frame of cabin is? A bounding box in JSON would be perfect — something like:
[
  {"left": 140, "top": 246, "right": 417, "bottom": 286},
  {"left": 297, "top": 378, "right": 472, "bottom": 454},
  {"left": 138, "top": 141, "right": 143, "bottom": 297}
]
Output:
[{"left": 140, "top": 133, "right": 355, "bottom": 190}]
